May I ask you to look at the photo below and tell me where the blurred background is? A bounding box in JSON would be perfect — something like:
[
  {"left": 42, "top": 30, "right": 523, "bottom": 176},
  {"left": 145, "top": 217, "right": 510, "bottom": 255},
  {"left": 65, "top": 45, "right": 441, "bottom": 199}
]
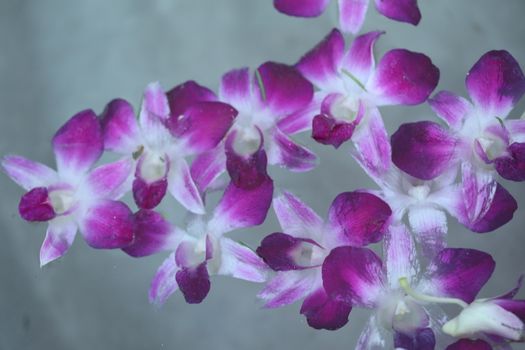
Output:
[{"left": 1, "top": 0, "right": 524, "bottom": 349}]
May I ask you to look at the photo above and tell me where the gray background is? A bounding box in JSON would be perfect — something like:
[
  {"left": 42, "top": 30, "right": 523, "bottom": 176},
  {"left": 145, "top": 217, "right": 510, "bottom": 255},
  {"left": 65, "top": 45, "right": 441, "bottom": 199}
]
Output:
[{"left": 1, "top": 0, "right": 524, "bottom": 349}]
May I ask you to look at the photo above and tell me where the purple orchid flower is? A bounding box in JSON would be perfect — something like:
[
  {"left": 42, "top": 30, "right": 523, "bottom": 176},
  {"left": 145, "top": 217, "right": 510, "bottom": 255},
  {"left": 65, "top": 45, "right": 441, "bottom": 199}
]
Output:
[
  {"left": 392, "top": 51, "right": 525, "bottom": 183},
  {"left": 296, "top": 29, "right": 439, "bottom": 148},
  {"left": 216, "top": 61, "right": 317, "bottom": 188},
  {"left": 352, "top": 116, "right": 517, "bottom": 258},
  {"left": 123, "top": 154, "right": 274, "bottom": 304},
  {"left": 442, "top": 276, "right": 525, "bottom": 347},
  {"left": 101, "top": 81, "right": 237, "bottom": 212},
  {"left": 2, "top": 110, "right": 134, "bottom": 266},
  {"left": 273, "top": 0, "right": 421, "bottom": 34},
  {"left": 256, "top": 190, "right": 392, "bottom": 330},
  {"left": 323, "top": 224, "right": 496, "bottom": 349}
]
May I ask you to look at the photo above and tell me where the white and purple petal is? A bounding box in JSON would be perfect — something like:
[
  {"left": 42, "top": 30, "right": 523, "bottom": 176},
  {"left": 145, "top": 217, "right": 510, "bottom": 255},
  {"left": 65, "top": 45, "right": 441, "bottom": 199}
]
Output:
[
  {"left": 322, "top": 246, "right": 384, "bottom": 307},
  {"left": 190, "top": 146, "right": 227, "bottom": 194},
  {"left": 300, "top": 287, "right": 352, "bottom": 330},
  {"left": 343, "top": 31, "right": 384, "bottom": 83},
  {"left": 219, "top": 67, "right": 253, "bottom": 112},
  {"left": 217, "top": 237, "right": 267, "bottom": 282},
  {"left": 40, "top": 218, "right": 78, "bottom": 267},
  {"left": 391, "top": 121, "right": 457, "bottom": 180},
  {"left": 466, "top": 50, "right": 525, "bottom": 118},
  {"left": 267, "top": 128, "right": 317, "bottom": 172},
  {"left": 149, "top": 252, "right": 179, "bottom": 305},
  {"left": 141, "top": 82, "right": 170, "bottom": 121},
  {"left": 273, "top": 191, "right": 323, "bottom": 238},
  {"left": 428, "top": 91, "right": 472, "bottom": 129},
  {"left": 374, "top": 0, "right": 421, "bottom": 25},
  {"left": 258, "top": 270, "right": 318, "bottom": 308},
  {"left": 327, "top": 191, "right": 392, "bottom": 247},
  {"left": 79, "top": 200, "right": 134, "bottom": 249},
  {"left": 421, "top": 248, "right": 495, "bottom": 303},
  {"left": 408, "top": 206, "right": 447, "bottom": 259},
  {"left": 393, "top": 328, "right": 435, "bottom": 350},
  {"left": 52, "top": 109, "right": 103, "bottom": 176},
  {"left": 168, "top": 158, "right": 205, "bottom": 214},
  {"left": 273, "top": 0, "right": 330, "bottom": 17},
  {"left": 384, "top": 224, "right": 419, "bottom": 286},
  {"left": 84, "top": 157, "right": 133, "bottom": 200},
  {"left": 2, "top": 155, "right": 58, "bottom": 190},
  {"left": 494, "top": 142, "right": 525, "bottom": 181},
  {"left": 338, "top": 0, "right": 370, "bottom": 34},
  {"left": 367, "top": 49, "right": 440, "bottom": 106},
  {"left": 100, "top": 98, "right": 141, "bottom": 154}
]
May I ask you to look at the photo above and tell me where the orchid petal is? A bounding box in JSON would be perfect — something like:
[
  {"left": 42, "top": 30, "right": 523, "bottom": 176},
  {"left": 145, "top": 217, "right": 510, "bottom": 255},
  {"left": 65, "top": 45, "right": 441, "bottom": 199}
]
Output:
[
  {"left": 323, "top": 246, "right": 384, "bottom": 307},
  {"left": 273, "top": 0, "right": 330, "bottom": 17},
  {"left": 277, "top": 95, "right": 322, "bottom": 135},
  {"left": 149, "top": 252, "right": 179, "bottom": 305},
  {"left": 312, "top": 113, "right": 357, "bottom": 148},
  {"left": 273, "top": 191, "right": 323, "bottom": 238},
  {"left": 100, "top": 98, "right": 141, "bottom": 154},
  {"left": 219, "top": 67, "right": 252, "bottom": 112},
  {"left": 176, "top": 262, "right": 211, "bottom": 304},
  {"left": 445, "top": 339, "right": 492, "bottom": 350},
  {"left": 140, "top": 82, "right": 170, "bottom": 123},
  {"left": 338, "top": 0, "right": 370, "bottom": 34},
  {"left": 257, "top": 232, "right": 321, "bottom": 271},
  {"left": 384, "top": 224, "right": 418, "bottom": 287},
  {"left": 84, "top": 158, "right": 133, "bottom": 200},
  {"left": 2, "top": 156, "right": 57, "bottom": 191},
  {"left": 166, "top": 80, "right": 216, "bottom": 121},
  {"left": 168, "top": 158, "right": 205, "bottom": 214},
  {"left": 258, "top": 270, "right": 318, "bottom": 308},
  {"left": 300, "top": 287, "right": 352, "bottom": 330},
  {"left": 217, "top": 237, "right": 267, "bottom": 282},
  {"left": 190, "top": 145, "right": 227, "bottom": 193},
  {"left": 466, "top": 50, "right": 525, "bottom": 118},
  {"left": 343, "top": 31, "right": 384, "bottom": 83},
  {"left": 494, "top": 142, "right": 525, "bottom": 181},
  {"left": 267, "top": 129, "right": 317, "bottom": 172},
  {"left": 40, "top": 219, "right": 77, "bottom": 267},
  {"left": 408, "top": 206, "right": 447, "bottom": 259},
  {"left": 19, "top": 187, "right": 56, "bottom": 222},
  {"left": 356, "top": 315, "right": 391, "bottom": 350},
  {"left": 393, "top": 328, "right": 435, "bottom": 350},
  {"left": 374, "top": 0, "right": 421, "bottom": 25},
  {"left": 428, "top": 91, "right": 472, "bottom": 129},
  {"left": 494, "top": 299, "right": 525, "bottom": 323}
]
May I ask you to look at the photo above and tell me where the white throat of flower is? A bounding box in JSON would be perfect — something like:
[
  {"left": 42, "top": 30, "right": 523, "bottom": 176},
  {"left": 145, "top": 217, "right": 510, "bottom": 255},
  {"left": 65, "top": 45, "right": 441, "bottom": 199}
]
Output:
[{"left": 49, "top": 189, "right": 76, "bottom": 215}]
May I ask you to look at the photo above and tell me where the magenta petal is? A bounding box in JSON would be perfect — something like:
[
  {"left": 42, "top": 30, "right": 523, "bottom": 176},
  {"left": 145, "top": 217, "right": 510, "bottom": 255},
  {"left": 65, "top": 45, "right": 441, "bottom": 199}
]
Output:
[
  {"left": 122, "top": 210, "right": 176, "bottom": 258},
  {"left": 86, "top": 158, "right": 133, "bottom": 199},
  {"left": 393, "top": 328, "right": 435, "bottom": 350},
  {"left": 80, "top": 200, "right": 134, "bottom": 249},
  {"left": 446, "top": 339, "right": 493, "bottom": 350},
  {"left": 255, "top": 62, "right": 314, "bottom": 116},
  {"left": 423, "top": 248, "right": 495, "bottom": 303},
  {"left": 142, "top": 82, "right": 170, "bottom": 119},
  {"left": 367, "top": 49, "right": 440, "bottom": 106},
  {"left": 166, "top": 80, "right": 216, "bottom": 121},
  {"left": 190, "top": 146, "right": 226, "bottom": 193},
  {"left": 269, "top": 129, "right": 317, "bottom": 172},
  {"left": 466, "top": 50, "right": 525, "bottom": 117},
  {"left": 296, "top": 29, "right": 345, "bottom": 89},
  {"left": 176, "top": 262, "right": 211, "bottom": 304},
  {"left": 273, "top": 191, "right": 323, "bottom": 237},
  {"left": 374, "top": 0, "right": 421, "bottom": 25},
  {"left": 339, "top": 0, "right": 369, "bottom": 34},
  {"left": 322, "top": 246, "right": 384, "bottom": 307},
  {"left": 278, "top": 95, "right": 322, "bottom": 135},
  {"left": 149, "top": 252, "right": 179, "bottom": 305},
  {"left": 391, "top": 121, "right": 457, "bottom": 180},
  {"left": 19, "top": 187, "right": 56, "bottom": 222},
  {"left": 132, "top": 176, "right": 168, "bottom": 210},
  {"left": 494, "top": 142, "right": 525, "bottom": 181},
  {"left": 100, "top": 98, "right": 140, "bottom": 154},
  {"left": 257, "top": 232, "right": 321, "bottom": 271},
  {"left": 328, "top": 191, "right": 392, "bottom": 247},
  {"left": 2, "top": 155, "right": 57, "bottom": 191},
  {"left": 172, "top": 101, "right": 237, "bottom": 153},
  {"left": 300, "top": 288, "right": 352, "bottom": 330},
  {"left": 211, "top": 178, "right": 273, "bottom": 233},
  {"left": 273, "top": 0, "right": 330, "bottom": 17},
  {"left": 225, "top": 131, "right": 269, "bottom": 189},
  {"left": 428, "top": 91, "right": 472, "bottom": 129},
  {"left": 219, "top": 68, "right": 252, "bottom": 111},
  {"left": 466, "top": 182, "right": 517, "bottom": 233},
  {"left": 40, "top": 219, "right": 77, "bottom": 267},
  {"left": 312, "top": 114, "right": 356, "bottom": 148},
  {"left": 52, "top": 109, "right": 103, "bottom": 175},
  {"left": 343, "top": 31, "right": 384, "bottom": 83}
]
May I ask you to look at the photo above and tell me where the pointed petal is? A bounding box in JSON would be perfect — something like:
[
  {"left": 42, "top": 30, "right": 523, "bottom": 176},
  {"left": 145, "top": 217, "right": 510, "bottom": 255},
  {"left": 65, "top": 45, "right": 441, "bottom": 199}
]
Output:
[
  {"left": 391, "top": 121, "right": 457, "bottom": 180},
  {"left": 446, "top": 339, "right": 493, "bottom": 350},
  {"left": 190, "top": 145, "right": 226, "bottom": 193},
  {"left": 494, "top": 142, "right": 525, "bottom": 181},
  {"left": 172, "top": 102, "right": 237, "bottom": 154},
  {"left": 100, "top": 98, "right": 141, "bottom": 154},
  {"left": 273, "top": 191, "right": 323, "bottom": 238},
  {"left": 267, "top": 129, "right": 317, "bottom": 172},
  {"left": 166, "top": 80, "right": 216, "bottom": 121},
  {"left": 367, "top": 49, "right": 440, "bottom": 106},
  {"left": 149, "top": 252, "right": 179, "bottom": 305},
  {"left": 277, "top": 95, "right": 322, "bottom": 135},
  {"left": 327, "top": 191, "right": 392, "bottom": 247},
  {"left": 338, "top": 0, "right": 369, "bottom": 33},
  {"left": 296, "top": 29, "right": 345, "bottom": 89},
  {"left": 384, "top": 224, "right": 419, "bottom": 287},
  {"left": 255, "top": 62, "right": 314, "bottom": 116},
  {"left": 374, "top": 0, "right": 421, "bottom": 25},
  {"left": 19, "top": 187, "right": 56, "bottom": 222},
  {"left": 273, "top": 0, "right": 330, "bottom": 17},
  {"left": 257, "top": 232, "right": 321, "bottom": 271},
  {"left": 52, "top": 109, "right": 103, "bottom": 176},
  {"left": 122, "top": 210, "right": 178, "bottom": 257},
  {"left": 2, "top": 155, "right": 58, "bottom": 190},
  {"left": 80, "top": 200, "right": 134, "bottom": 249},
  {"left": 84, "top": 158, "right": 133, "bottom": 199},
  {"left": 258, "top": 270, "right": 318, "bottom": 308},
  {"left": 176, "top": 262, "right": 211, "bottom": 304},
  {"left": 219, "top": 68, "right": 253, "bottom": 111},
  {"left": 322, "top": 246, "right": 384, "bottom": 307},
  {"left": 168, "top": 159, "right": 205, "bottom": 214},
  {"left": 428, "top": 91, "right": 472, "bottom": 129},
  {"left": 421, "top": 248, "right": 495, "bottom": 303},
  {"left": 40, "top": 219, "right": 77, "bottom": 267},
  {"left": 217, "top": 237, "right": 267, "bottom": 282},
  {"left": 210, "top": 178, "right": 273, "bottom": 234},
  {"left": 466, "top": 50, "right": 525, "bottom": 118},
  {"left": 140, "top": 82, "right": 170, "bottom": 123},
  {"left": 343, "top": 31, "right": 384, "bottom": 83},
  {"left": 300, "top": 287, "right": 352, "bottom": 330},
  {"left": 356, "top": 316, "right": 391, "bottom": 350},
  {"left": 408, "top": 206, "right": 447, "bottom": 259},
  {"left": 393, "top": 328, "right": 435, "bottom": 350}
]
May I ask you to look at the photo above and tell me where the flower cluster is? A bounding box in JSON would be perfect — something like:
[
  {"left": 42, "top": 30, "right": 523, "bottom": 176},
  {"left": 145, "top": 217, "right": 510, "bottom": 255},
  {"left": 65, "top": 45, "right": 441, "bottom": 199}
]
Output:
[{"left": 3, "top": 2, "right": 524, "bottom": 349}]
